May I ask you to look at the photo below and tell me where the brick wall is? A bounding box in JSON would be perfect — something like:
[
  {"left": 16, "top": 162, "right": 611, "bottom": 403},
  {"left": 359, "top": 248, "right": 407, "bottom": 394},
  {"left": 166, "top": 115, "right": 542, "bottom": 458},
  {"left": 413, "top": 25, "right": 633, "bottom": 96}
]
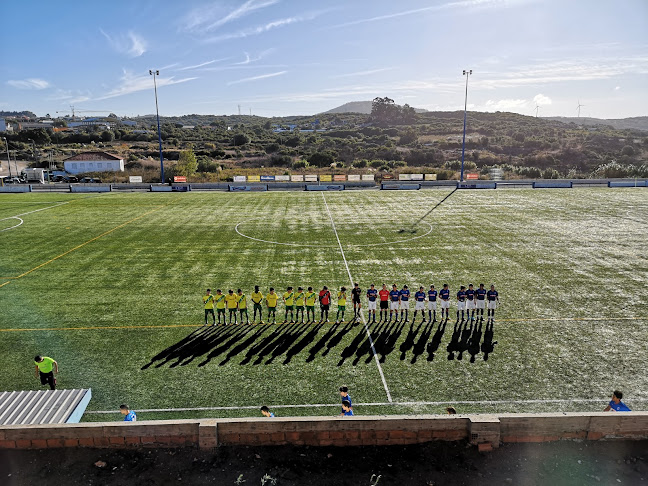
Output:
[{"left": 0, "top": 413, "right": 645, "bottom": 450}]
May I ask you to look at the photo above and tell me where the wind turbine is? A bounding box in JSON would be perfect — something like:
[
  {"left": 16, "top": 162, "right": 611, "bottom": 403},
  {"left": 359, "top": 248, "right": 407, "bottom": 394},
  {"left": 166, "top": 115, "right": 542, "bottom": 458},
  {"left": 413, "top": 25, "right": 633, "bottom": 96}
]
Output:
[
  {"left": 576, "top": 100, "right": 585, "bottom": 118},
  {"left": 534, "top": 104, "right": 540, "bottom": 117}
]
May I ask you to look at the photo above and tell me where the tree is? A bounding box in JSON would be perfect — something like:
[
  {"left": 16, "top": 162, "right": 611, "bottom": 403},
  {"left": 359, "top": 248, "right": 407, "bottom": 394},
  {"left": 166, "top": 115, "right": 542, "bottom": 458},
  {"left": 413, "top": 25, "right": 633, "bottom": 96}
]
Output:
[
  {"left": 307, "top": 151, "right": 336, "bottom": 167},
  {"left": 371, "top": 97, "right": 398, "bottom": 124},
  {"left": 399, "top": 128, "right": 417, "bottom": 145},
  {"left": 233, "top": 133, "right": 250, "bottom": 146},
  {"left": 100, "top": 130, "right": 115, "bottom": 142},
  {"left": 175, "top": 149, "right": 198, "bottom": 177},
  {"left": 621, "top": 145, "right": 635, "bottom": 156}
]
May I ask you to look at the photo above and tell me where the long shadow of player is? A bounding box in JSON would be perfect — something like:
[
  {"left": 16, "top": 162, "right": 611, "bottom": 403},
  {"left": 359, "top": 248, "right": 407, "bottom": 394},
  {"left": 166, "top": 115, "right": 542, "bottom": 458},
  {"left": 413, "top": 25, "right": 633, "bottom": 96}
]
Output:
[
  {"left": 426, "top": 319, "right": 447, "bottom": 362},
  {"left": 182, "top": 325, "right": 250, "bottom": 367},
  {"left": 410, "top": 320, "right": 436, "bottom": 364},
  {"left": 239, "top": 326, "right": 284, "bottom": 365},
  {"left": 143, "top": 326, "right": 233, "bottom": 370},
  {"left": 283, "top": 323, "right": 324, "bottom": 364},
  {"left": 353, "top": 319, "right": 396, "bottom": 366},
  {"left": 263, "top": 323, "right": 310, "bottom": 365},
  {"left": 456, "top": 320, "right": 474, "bottom": 361},
  {"left": 400, "top": 321, "right": 423, "bottom": 360},
  {"left": 322, "top": 320, "right": 357, "bottom": 357},
  {"left": 307, "top": 322, "right": 341, "bottom": 362},
  {"left": 217, "top": 326, "right": 269, "bottom": 366},
  {"left": 338, "top": 319, "right": 387, "bottom": 366},
  {"left": 446, "top": 319, "right": 463, "bottom": 360},
  {"left": 468, "top": 321, "right": 483, "bottom": 363},
  {"left": 370, "top": 319, "right": 406, "bottom": 363},
  {"left": 141, "top": 326, "right": 218, "bottom": 370},
  {"left": 481, "top": 320, "right": 497, "bottom": 361}
]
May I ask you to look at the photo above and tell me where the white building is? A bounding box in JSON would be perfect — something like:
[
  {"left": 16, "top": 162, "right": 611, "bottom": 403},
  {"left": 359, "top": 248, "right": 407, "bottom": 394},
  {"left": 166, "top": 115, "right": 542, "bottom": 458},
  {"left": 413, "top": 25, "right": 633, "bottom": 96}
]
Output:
[{"left": 63, "top": 151, "right": 124, "bottom": 174}]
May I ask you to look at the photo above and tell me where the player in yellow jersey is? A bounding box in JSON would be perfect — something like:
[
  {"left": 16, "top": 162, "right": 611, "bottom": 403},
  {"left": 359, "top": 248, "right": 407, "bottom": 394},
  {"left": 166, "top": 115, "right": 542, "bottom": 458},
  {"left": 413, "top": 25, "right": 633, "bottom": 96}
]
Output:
[
  {"left": 225, "top": 289, "right": 238, "bottom": 325},
  {"left": 336, "top": 286, "right": 347, "bottom": 324},
  {"left": 266, "top": 287, "right": 278, "bottom": 324},
  {"left": 203, "top": 288, "right": 215, "bottom": 326},
  {"left": 251, "top": 285, "right": 264, "bottom": 324},
  {"left": 282, "top": 286, "right": 295, "bottom": 324},
  {"left": 305, "top": 286, "right": 317, "bottom": 323},
  {"left": 214, "top": 289, "right": 226, "bottom": 325},
  {"left": 294, "top": 287, "right": 305, "bottom": 323},
  {"left": 237, "top": 289, "right": 250, "bottom": 325}
]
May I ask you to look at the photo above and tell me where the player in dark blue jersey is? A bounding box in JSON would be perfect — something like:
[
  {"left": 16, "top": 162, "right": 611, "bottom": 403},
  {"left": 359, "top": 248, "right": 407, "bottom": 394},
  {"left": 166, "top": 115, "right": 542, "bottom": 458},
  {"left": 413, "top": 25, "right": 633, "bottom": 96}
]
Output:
[
  {"left": 475, "top": 283, "right": 487, "bottom": 321},
  {"left": 413, "top": 286, "right": 427, "bottom": 323},
  {"left": 466, "top": 284, "right": 476, "bottom": 321},
  {"left": 486, "top": 284, "right": 499, "bottom": 322},
  {"left": 399, "top": 285, "right": 410, "bottom": 322},
  {"left": 366, "top": 284, "right": 378, "bottom": 324},
  {"left": 439, "top": 284, "right": 450, "bottom": 320},
  {"left": 428, "top": 285, "right": 438, "bottom": 322},
  {"left": 389, "top": 284, "right": 400, "bottom": 322},
  {"left": 456, "top": 285, "right": 467, "bottom": 322}
]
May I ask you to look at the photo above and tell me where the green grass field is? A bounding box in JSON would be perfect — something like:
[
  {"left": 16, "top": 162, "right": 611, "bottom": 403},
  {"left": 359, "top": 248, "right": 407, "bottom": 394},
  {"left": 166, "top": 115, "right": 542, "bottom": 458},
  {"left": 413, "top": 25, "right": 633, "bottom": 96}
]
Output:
[{"left": 1, "top": 188, "right": 647, "bottom": 421}]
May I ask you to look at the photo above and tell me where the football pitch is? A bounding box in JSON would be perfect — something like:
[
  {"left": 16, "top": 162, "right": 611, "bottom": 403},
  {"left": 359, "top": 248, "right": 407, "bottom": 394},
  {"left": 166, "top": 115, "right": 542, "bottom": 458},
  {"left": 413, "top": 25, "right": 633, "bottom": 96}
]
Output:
[{"left": 1, "top": 188, "right": 647, "bottom": 421}]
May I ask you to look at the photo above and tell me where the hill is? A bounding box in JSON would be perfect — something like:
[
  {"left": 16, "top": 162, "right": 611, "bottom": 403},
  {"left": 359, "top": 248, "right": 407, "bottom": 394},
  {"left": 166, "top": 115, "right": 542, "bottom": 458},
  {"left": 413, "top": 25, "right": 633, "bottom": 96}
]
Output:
[
  {"left": 544, "top": 116, "right": 648, "bottom": 131},
  {"left": 323, "top": 100, "right": 428, "bottom": 115}
]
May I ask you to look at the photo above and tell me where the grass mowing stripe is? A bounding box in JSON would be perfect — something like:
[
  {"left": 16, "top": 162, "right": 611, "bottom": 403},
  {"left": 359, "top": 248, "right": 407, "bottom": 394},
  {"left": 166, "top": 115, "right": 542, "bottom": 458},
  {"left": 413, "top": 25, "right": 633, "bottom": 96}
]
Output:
[
  {"left": 85, "top": 397, "right": 648, "bottom": 414},
  {"left": 0, "top": 201, "right": 70, "bottom": 221},
  {"left": 322, "top": 192, "right": 393, "bottom": 403},
  {"left": 1, "top": 205, "right": 167, "bottom": 281},
  {"left": 0, "top": 316, "right": 644, "bottom": 332}
]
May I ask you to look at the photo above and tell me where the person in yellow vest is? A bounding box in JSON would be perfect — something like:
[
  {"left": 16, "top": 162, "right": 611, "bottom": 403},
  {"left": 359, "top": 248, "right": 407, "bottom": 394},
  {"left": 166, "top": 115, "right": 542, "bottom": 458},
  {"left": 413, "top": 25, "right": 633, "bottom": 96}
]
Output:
[
  {"left": 294, "top": 287, "right": 305, "bottom": 324},
  {"left": 214, "top": 289, "right": 226, "bottom": 325},
  {"left": 305, "top": 286, "right": 317, "bottom": 324},
  {"left": 237, "top": 289, "right": 249, "bottom": 325},
  {"left": 203, "top": 288, "right": 215, "bottom": 326},
  {"left": 251, "top": 285, "right": 264, "bottom": 324},
  {"left": 225, "top": 289, "right": 238, "bottom": 325},
  {"left": 336, "top": 286, "right": 347, "bottom": 324},
  {"left": 34, "top": 355, "right": 58, "bottom": 390},
  {"left": 282, "top": 286, "right": 295, "bottom": 324},
  {"left": 266, "top": 287, "right": 278, "bottom": 324}
]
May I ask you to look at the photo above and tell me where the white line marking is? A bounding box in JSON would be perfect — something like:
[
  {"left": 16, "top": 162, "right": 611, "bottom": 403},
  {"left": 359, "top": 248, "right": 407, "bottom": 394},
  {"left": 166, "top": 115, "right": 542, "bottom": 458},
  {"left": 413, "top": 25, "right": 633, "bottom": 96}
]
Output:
[
  {"left": 235, "top": 221, "right": 434, "bottom": 248},
  {"left": 0, "top": 201, "right": 70, "bottom": 222},
  {"left": 321, "top": 192, "right": 392, "bottom": 402},
  {"left": 0, "top": 217, "right": 23, "bottom": 232},
  {"left": 84, "top": 398, "right": 648, "bottom": 414}
]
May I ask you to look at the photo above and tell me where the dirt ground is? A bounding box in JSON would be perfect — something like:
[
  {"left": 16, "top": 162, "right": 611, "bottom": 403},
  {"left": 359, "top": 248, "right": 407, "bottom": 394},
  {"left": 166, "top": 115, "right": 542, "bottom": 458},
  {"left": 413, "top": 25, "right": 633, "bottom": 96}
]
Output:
[{"left": 1, "top": 440, "right": 645, "bottom": 486}]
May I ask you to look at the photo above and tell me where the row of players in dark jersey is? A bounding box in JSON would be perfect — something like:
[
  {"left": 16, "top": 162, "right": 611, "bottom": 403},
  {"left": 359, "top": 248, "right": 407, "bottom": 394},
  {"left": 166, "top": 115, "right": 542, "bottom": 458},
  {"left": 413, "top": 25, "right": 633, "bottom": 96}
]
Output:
[
  {"left": 202, "top": 282, "right": 500, "bottom": 325},
  {"left": 363, "top": 283, "right": 500, "bottom": 325}
]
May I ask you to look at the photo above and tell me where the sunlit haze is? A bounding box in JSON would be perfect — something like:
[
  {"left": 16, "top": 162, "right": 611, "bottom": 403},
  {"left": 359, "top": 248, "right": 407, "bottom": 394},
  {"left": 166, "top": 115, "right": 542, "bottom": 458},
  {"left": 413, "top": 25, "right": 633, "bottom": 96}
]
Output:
[{"left": 1, "top": 0, "right": 647, "bottom": 118}]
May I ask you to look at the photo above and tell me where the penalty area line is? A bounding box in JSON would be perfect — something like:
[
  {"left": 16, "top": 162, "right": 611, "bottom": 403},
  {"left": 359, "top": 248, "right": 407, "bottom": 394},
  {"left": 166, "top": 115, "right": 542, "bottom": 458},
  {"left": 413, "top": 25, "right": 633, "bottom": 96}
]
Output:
[
  {"left": 322, "top": 192, "right": 392, "bottom": 403},
  {"left": 85, "top": 398, "right": 648, "bottom": 414}
]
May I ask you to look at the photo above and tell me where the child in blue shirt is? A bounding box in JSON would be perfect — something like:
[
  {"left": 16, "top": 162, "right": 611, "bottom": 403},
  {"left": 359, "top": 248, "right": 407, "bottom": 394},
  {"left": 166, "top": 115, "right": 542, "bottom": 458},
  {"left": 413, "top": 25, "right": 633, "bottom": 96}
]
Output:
[
  {"left": 341, "top": 400, "right": 354, "bottom": 416},
  {"left": 120, "top": 404, "right": 137, "bottom": 422},
  {"left": 339, "top": 385, "right": 352, "bottom": 413},
  {"left": 604, "top": 390, "right": 631, "bottom": 412},
  {"left": 260, "top": 405, "right": 275, "bottom": 417}
]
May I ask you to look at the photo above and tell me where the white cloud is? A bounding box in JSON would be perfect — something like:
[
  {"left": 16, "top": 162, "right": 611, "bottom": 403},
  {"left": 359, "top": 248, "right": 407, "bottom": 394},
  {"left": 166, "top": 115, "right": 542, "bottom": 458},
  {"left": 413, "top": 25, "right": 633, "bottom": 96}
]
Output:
[
  {"left": 331, "top": 0, "right": 530, "bottom": 28},
  {"left": 100, "top": 29, "right": 147, "bottom": 57},
  {"left": 94, "top": 70, "right": 197, "bottom": 100},
  {"left": 234, "top": 49, "right": 275, "bottom": 65},
  {"left": 614, "top": 86, "right": 621, "bottom": 90},
  {"left": 7, "top": 78, "right": 50, "bottom": 90},
  {"left": 227, "top": 71, "right": 287, "bottom": 85},
  {"left": 533, "top": 93, "right": 552, "bottom": 106},
  {"left": 330, "top": 68, "right": 395, "bottom": 79},
  {"left": 483, "top": 98, "right": 528, "bottom": 111},
  {"left": 176, "top": 58, "right": 229, "bottom": 71},
  {"left": 182, "top": 0, "right": 279, "bottom": 32},
  {"left": 203, "top": 11, "right": 324, "bottom": 43}
]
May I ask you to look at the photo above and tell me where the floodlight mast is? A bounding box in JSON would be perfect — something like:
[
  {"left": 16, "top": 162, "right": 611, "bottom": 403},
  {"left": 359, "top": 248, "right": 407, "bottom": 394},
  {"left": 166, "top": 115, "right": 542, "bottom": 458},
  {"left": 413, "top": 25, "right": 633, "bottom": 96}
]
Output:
[
  {"left": 149, "top": 69, "right": 165, "bottom": 183},
  {"left": 460, "top": 69, "right": 472, "bottom": 183}
]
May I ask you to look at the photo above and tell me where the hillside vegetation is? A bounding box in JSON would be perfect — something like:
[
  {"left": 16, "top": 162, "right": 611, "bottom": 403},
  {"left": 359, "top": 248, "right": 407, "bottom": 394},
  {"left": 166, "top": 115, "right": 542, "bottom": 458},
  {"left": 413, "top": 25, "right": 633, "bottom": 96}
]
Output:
[{"left": 3, "top": 100, "right": 647, "bottom": 182}]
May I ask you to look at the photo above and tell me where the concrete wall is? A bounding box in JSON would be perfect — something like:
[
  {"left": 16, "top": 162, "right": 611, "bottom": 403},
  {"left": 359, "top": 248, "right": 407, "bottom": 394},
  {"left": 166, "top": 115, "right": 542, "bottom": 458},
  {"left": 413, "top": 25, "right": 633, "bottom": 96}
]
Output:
[{"left": 0, "top": 413, "right": 646, "bottom": 451}]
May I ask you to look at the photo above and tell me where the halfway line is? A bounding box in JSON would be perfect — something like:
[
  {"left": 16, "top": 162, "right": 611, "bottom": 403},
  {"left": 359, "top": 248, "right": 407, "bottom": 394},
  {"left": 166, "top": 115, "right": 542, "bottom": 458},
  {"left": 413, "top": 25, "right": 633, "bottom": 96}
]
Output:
[{"left": 322, "top": 192, "right": 392, "bottom": 403}]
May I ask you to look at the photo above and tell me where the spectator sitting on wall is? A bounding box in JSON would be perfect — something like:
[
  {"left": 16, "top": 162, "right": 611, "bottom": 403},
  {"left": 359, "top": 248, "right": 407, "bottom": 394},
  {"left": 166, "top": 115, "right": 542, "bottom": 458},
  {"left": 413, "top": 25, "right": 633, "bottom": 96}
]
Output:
[{"left": 604, "top": 390, "right": 631, "bottom": 412}]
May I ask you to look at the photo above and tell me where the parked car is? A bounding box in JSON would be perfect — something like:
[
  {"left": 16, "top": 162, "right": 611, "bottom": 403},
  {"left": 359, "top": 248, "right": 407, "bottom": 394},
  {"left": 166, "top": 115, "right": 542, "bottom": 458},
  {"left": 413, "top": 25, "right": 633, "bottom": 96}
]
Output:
[{"left": 81, "top": 177, "right": 102, "bottom": 183}]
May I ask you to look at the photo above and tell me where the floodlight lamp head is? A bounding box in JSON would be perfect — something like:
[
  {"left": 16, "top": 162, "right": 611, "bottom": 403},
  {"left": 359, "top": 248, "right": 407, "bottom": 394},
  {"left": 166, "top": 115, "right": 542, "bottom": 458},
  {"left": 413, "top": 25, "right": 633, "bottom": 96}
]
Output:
[{"left": 149, "top": 70, "right": 153, "bottom": 75}]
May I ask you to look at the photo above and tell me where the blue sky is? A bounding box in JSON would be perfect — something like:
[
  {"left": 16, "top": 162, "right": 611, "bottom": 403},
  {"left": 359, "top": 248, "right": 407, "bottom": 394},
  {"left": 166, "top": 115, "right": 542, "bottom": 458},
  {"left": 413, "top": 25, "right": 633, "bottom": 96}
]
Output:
[{"left": 1, "top": 0, "right": 647, "bottom": 119}]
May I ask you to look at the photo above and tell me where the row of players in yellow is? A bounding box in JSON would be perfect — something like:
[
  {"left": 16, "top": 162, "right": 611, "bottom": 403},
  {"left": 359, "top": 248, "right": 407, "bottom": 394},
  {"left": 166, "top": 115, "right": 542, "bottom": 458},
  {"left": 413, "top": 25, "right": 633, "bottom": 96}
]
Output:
[{"left": 201, "top": 286, "right": 343, "bottom": 325}]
